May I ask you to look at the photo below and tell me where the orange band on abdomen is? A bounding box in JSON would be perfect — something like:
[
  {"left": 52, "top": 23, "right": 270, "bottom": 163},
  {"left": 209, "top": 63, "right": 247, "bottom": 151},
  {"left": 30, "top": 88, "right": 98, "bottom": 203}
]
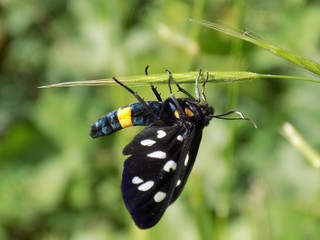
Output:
[{"left": 118, "top": 106, "right": 133, "bottom": 128}]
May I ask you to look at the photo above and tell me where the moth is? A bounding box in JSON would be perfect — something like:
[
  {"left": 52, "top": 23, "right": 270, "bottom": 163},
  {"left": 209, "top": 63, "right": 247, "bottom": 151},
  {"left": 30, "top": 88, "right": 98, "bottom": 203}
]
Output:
[{"left": 90, "top": 68, "right": 254, "bottom": 229}]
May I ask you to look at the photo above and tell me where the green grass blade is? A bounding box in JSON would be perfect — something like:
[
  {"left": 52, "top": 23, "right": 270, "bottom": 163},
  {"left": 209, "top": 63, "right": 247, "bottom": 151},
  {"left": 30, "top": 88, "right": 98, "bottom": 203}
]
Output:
[
  {"left": 281, "top": 122, "right": 320, "bottom": 168},
  {"left": 38, "top": 71, "right": 319, "bottom": 88},
  {"left": 189, "top": 19, "right": 320, "bottom": 76}
]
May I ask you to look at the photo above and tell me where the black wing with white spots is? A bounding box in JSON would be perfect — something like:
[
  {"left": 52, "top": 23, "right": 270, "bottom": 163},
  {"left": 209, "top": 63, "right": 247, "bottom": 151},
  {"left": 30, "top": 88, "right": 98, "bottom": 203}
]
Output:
[{"left": 121, "top": 124, "right": 203, "bottom": 229}]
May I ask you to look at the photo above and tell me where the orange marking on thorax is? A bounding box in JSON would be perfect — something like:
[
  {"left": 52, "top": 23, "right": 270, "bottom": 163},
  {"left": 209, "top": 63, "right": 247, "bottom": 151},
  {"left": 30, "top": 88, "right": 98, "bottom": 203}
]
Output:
[
  {"left": 174, "top": 110, "right": 180, "bottom": 119},
  {"left": 184, "top": 108, "right": 194, "bottom": 117},
  {"left": 174, "top": 108, "right": 194, "bottom": 119}
]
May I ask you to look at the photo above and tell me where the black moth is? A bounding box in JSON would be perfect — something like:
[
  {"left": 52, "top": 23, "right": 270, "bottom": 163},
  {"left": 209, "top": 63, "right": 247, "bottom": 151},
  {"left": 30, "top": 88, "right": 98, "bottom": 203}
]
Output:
[{"left": 90, "top": 68, "right": 253, "bottom": 229}]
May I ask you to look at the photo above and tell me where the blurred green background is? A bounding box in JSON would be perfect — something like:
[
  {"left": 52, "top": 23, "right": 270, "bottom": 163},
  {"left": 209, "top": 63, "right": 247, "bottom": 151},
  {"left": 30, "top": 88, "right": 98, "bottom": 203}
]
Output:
[{"left": 1, "top": 0, "right": 320, "bottom": 239}]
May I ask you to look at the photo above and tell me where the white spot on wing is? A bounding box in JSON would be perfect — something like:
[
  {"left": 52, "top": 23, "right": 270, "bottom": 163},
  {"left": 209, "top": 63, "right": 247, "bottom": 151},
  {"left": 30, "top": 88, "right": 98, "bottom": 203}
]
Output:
[
  {"left": 176, "top": 179, "right": 181, "bottom": 187},
  {"left": 147, "top": 151, "right": 166, "bottom": 159},
  {"left": 177, "top": 135, "right": 183, "bottom": 141},
  {"left": 157, "top": 130, "right": 166, "bottom": 138},
  {"left": 184, "top": 153, "right": 189, "bottom": 166},
  {"left": 140, "top": 139, "right": 156, "bottom": 147},
  {"left": 137, "top": 181, "right": 154, "bottom": 191},
  {"left": 163, "top": 160, "right": 177, "bottom": 172},
  {"left": 132, "top": 176, "right": 144, "bottom": 184},
  {"left": 154, "top": 191, "right": 166, "bottom": 202}
]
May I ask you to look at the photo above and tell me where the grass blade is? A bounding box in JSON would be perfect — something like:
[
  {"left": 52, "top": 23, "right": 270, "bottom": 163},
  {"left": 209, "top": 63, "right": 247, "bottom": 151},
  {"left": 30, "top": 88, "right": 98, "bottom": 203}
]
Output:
[
  {"left": 189, "top": 19, "right": 320, "bottom": 76},
  {"left": 38, "top": 71, "right": 319, "bottom": 88},
  {"left": 281, "top": 122, "right": 320, "bottom": 168}
]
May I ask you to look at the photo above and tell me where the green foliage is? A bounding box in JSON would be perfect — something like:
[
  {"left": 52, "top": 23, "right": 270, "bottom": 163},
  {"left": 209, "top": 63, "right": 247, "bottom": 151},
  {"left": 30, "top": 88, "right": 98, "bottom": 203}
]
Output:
[{"left": 1, "top": 0, "right": 320, "bottom": 239}]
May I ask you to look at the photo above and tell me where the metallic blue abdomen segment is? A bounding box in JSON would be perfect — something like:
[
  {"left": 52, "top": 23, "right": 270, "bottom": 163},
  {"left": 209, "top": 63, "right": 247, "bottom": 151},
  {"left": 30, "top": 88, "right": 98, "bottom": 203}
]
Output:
[
  {"left": 90, "top": 101, "right": 162, "bottom": 138},
  {"left": 95, "top": 109, "right": 120, "bottom": 136},
  {"left": 130, "top": 101, "right": 162, "bottom": 126},
  {"left": 130, "top": 103, "right": 146, "bottom": 125}
]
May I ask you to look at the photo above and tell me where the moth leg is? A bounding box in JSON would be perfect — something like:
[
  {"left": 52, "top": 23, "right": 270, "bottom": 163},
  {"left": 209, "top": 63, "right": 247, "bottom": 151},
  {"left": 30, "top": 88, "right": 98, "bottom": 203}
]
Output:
[
  {"left": 112, "top": 77, "right": 157, "bottom": 118},
  {"left": 145, "top": 65, "right": 162, "bottom": 101},
  {"left": 166, "top": 70, "right": 187, "bottom": 116}
]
